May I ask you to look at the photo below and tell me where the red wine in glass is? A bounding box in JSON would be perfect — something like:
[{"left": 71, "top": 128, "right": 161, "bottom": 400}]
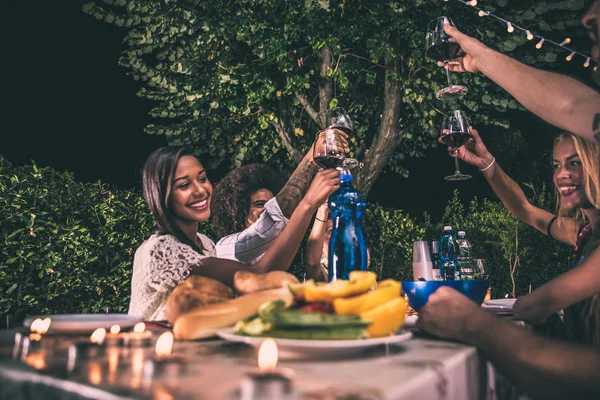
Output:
[
  {"left": 314, "top": 153, "right": 345, "bottom": 169},
  {"left": 426, "top": 42, "right": 461, "bottom": 63},
  {"left": 441, "top": 131, "right": 473, "bottom": 149},
  {"left": 425, "top": 16, "right": 468, "bottom": 100},
  {"left": 440, "top": 110, "right": 472, "bottom": 181}
]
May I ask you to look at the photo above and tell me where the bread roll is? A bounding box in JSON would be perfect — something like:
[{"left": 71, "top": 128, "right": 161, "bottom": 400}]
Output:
[
  {"left": 173, "top": 287, "right": 293, "bottom": 340},
  {"left": 165, "top": 276, "right": 233, "bottom": 324},
  {"left": 233, "top": 270, "right": 299, "bottom": 295}
]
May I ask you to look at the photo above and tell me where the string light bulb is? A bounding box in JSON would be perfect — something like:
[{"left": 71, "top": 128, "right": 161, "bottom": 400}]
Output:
[
  {"left": 467, "top": 0, "right": 478, "bottom": 6},
  {"left": 584, "top": 57, "right": 591, "bottom": 68},
  {"left": 594, "top": 66, "right": 598, "bottom": 72},
  {"left": 525, "top": 30, "right": 534, "bottom": 40},
  {"left": 536, "top": 38, "right": 545, "bottom": 49},
  {"left": 506, "top": 22, "right": 514, "bottom": 33},
  {"left": 559, "top": 38, "right": 571, "bottom": 47},
  {"left": 566, "top": 51, "right": 575, "bottom": 61},
  {"left": 478, "top": 10, "right": 489, "bottom": 17}
]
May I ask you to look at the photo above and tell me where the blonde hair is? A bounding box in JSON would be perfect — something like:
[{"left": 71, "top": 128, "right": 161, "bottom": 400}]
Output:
[{"left": 554, "top": 133, "right": 600, "bottom": 223}]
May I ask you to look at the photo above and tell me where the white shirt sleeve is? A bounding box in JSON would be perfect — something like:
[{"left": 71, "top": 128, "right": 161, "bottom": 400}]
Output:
[{"left": 214, "top": 197, "right": 289, "bottom": 265}]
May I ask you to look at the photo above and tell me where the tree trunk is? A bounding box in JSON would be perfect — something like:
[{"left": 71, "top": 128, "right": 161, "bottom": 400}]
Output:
[{"left": 354, "top": 53, "right": 403, "bottom": 195}]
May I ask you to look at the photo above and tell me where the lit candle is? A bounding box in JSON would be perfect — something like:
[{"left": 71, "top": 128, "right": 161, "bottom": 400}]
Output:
[
  {"left": 142, "top": 331, "right": 186, "bottom": 383},
  {"left": 67, "top": 328, "right": 107, "bottom": 371},
  {"left": 240, "top": 338, "right": 294, "bottom": 400},
  {"left": 124, "top": 322, "right": 153, "bottom": 347},
  {"left": 19, "top": 318, "right": 52, "bottom": 361},
  {"left": 103, "top": 324, "right": 126, "bottom": 346}
]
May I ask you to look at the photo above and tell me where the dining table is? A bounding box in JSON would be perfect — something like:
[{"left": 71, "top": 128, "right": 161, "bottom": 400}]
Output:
[{"left": 0, "top": 319, "right": 523, "bottom": 400}]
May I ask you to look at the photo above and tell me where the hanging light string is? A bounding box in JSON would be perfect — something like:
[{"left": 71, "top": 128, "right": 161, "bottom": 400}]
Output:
[{"left": 452, "top": 0, "right": 598, "bottom": 70}]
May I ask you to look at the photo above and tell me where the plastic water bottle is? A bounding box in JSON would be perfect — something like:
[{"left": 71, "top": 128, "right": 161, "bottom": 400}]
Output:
[
  {"left": 439, "top": 226, "right": 461, "bottom": 281},
  {"left": 431, "top": 240, "right": 442, "bottom": 280},
  {"left": 457, "top": 230, "right": 474, "bottom": 278},
  {"left": 328, "top": 168, "right": 368, "bottom": 281}
]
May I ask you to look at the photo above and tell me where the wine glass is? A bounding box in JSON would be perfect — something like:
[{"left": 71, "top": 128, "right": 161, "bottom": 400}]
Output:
[
  {"left": 440, "top": 110, "right": 472, "bottom": 181},
  {"left": 330, "top": 108, "right": 358, "bottom": 170},
  {"left": 313, "top": 128, "right": 346, "bottom": 169},
  {"left": 425, "top": 16, "right": 468, "bottom": 100},
  {"left": 313, "top": 108, "right": 357, "bottom": 170}
]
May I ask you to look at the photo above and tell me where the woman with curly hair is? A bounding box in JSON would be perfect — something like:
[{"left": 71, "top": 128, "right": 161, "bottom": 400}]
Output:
[{"left": 211, "top": 164, "right": 286, "bottom": 240}]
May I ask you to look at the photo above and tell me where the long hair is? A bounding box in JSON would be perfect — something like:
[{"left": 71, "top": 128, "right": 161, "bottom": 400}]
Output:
[
  {"left": 554, "top": 133, "right": 600, "bottom": 227},
  {"left": 142, "top": 146, "right": 201, "bottom": 251},
  {"left": 210, "top": 164, "right": 286, "bottom": 239},
  {"left": 553, "top": 133, "right": 600, "bottom": 346}
]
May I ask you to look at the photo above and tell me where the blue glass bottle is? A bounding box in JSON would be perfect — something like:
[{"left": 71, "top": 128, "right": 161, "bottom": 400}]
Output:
[
  {"left": 328, "top": 168, "right": 368, "bottom": 281},
  {"left": 439, "top": 225, "right": 461, "bottom": 281}
]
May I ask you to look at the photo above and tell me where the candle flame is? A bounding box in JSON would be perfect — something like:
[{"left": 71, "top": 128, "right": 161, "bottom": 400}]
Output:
[
  {"left": 110, "top": 324, "right": 121, "bottom": 335},
  {"left": 30, "top": 318, "right": 42, "bottom": 333},
  {"left": 39, "top": 318, "right": 51, "bottom": 334},
  {"left": 133, "top": 322, "right": 146, "bottom": 333},
  {"left": 258, "top": 338, "right": 278, "bottom": 371},
  {"left": 90, "top": 328, "right": 106, "bottom": 344},
  {"left": 155, "top": 331, "right": 174, "bottom": 357}
]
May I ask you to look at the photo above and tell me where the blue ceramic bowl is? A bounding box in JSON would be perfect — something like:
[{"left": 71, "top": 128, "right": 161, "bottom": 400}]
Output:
[{"left": 401, "top": 280, "right": 489, "bottom": 312}]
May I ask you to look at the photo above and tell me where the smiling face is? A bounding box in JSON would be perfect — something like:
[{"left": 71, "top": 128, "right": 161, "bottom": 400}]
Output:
[
  {"left": 553, "top": 137, "right": 591, "bottom": 210},
  {"left": 246, "top": 188, "right": 274, "bottom": 227},
  {"left": 169, "top": 155, "right": 213, "bottom": 226}
]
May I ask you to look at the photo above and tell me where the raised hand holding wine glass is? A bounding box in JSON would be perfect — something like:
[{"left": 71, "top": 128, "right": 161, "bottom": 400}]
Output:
[
  {"left": 313, "top": 108, "right": 355, "bottom": 170},
  {"left": 440, "top": 110, "right": 472, "bottom": 181},
  {"left": 426, "top": 16, "right": 468, "bottom": 100}
]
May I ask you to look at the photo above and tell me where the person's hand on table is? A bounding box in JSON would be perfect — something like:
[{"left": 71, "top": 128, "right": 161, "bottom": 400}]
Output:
[{"left": 416, "top": 286, "right": 490, "bottom": 343}]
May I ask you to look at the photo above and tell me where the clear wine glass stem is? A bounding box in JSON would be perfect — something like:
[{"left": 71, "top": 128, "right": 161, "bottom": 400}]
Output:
[
  {"left": 444, "top": 61, "right": 452, "bottom": 87},
  {"left": 454, "top": 153, "right": 461, "bottom": 174}
]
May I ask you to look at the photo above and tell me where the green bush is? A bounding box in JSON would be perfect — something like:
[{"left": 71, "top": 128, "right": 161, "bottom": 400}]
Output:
[{"left": 0, "top": 156, "right": 154, "bottom": 322}]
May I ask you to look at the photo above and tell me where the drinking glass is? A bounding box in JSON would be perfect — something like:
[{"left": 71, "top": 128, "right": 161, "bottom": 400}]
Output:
[
  {"left": 425, "top": 16, "right": 468, "bottom": 100},
  {"left": 440, "top": 110, "right": 472, "bottom": 181},
  {"left": 313, "top": 107, "right": 358, "bottom": 170},
  {"left": 474, "top": 259, "right": 491, "bottom": 300}
]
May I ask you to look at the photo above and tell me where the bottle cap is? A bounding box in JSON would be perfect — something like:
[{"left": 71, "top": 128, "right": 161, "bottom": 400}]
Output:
[
  {"left": 458, "top": 231, "right": 466, "bottom": 236},
  {"left": 443, "top": 226, "right": 452, "bottom": 231}
]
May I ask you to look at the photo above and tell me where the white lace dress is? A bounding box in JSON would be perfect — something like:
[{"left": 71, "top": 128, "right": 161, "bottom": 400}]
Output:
[{"left": 128, "top": 232, "right": 215, "bottom": 321}]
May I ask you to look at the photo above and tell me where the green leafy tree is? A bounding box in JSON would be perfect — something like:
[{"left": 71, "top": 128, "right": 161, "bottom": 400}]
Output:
[{"left": 82, "top": 0, "right": 588, "bottom": 194}]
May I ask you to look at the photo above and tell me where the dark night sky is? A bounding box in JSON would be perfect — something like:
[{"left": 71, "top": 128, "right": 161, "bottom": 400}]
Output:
[{"left": 2, "top": 1, "right": 590, "bottom": 221}]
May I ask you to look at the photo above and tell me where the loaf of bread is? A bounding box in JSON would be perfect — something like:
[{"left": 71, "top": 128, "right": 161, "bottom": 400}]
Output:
[
  {"left": 173, "top": 287, "right": 293, "bottom": 340},
  {"left": 233, "top": 270, "right": 299, "bottom": 295},
  {"left": 165, "top": 276, "right": 234, "bottom": 324}
]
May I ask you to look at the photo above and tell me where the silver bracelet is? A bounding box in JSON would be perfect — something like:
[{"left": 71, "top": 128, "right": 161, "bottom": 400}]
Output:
[{"left": 479, "top": 157, "right": 496, "bottom": 172}]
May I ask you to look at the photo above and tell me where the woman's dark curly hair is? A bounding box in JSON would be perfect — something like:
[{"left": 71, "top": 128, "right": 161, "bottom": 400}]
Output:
[{"left": 211, "top": 164, "right": 287, "bottom": 239}]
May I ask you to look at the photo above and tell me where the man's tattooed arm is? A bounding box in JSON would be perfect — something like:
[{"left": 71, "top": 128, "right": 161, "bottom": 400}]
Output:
[
  {"left": 276, "top": 154, "right": 319, "bottom": 218},
  {"left": 593, "top": 113, "right": 600, "bottom": 144}
]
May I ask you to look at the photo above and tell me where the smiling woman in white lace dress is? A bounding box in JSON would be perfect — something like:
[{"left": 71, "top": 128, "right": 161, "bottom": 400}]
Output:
[{"left": 128, "top": 146, "right": 340, "bottom": 321}]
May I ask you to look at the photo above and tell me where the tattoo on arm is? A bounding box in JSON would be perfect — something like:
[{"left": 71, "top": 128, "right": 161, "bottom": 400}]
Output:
[
  {"left": 593, "top": 113, "right": 600, "bottom": 144},
  {"left": 276, "top": 156, "right": 318, "bottom": 218}
]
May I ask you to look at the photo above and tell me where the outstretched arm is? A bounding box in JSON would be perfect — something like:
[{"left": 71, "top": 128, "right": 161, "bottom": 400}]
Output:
[
  {"left": 417, "top": 287, "right": 600, "bottom": 400},
  {"left": 450, "top": 127, "right": 577, "bottom": 246},
  {"left": 194, "top": 170, "right": 340, "bottom": 287},
  {"left": 441, "top": 24, "right": 600, "bottom": 144},
  {"left": 513, "top": 247, "right": 600, "bottom": 324}
]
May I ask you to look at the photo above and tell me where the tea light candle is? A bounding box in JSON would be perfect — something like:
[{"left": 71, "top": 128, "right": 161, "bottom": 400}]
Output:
[
  {"left": 67, "top": 328, "right": 107, "bottom": 371},
  {"left": 103, "top": 324, "right": 126, "bottom": 346},
  {"left": 240, "top": 338, "right": 294, "bottom": 400},
  {"left": 142, "top": 331, "right": 185, "bottom": 382},
  {"left": 124, "top": 322, "right": 153, "bottom": 347},
  {"left": 19, "top": 317, "right": 52, "bottom": 361}
]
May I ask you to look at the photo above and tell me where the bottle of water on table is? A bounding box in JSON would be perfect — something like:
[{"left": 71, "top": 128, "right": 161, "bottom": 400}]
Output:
[
  {"left": 439, "top": 226, "right": 461, "bottom": 281},
  {"left": 457, "top": 230, "right": 474, "bottom": 278},
  {"left": 328, "top": 168, "right": 368, "bottom": 281}
]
